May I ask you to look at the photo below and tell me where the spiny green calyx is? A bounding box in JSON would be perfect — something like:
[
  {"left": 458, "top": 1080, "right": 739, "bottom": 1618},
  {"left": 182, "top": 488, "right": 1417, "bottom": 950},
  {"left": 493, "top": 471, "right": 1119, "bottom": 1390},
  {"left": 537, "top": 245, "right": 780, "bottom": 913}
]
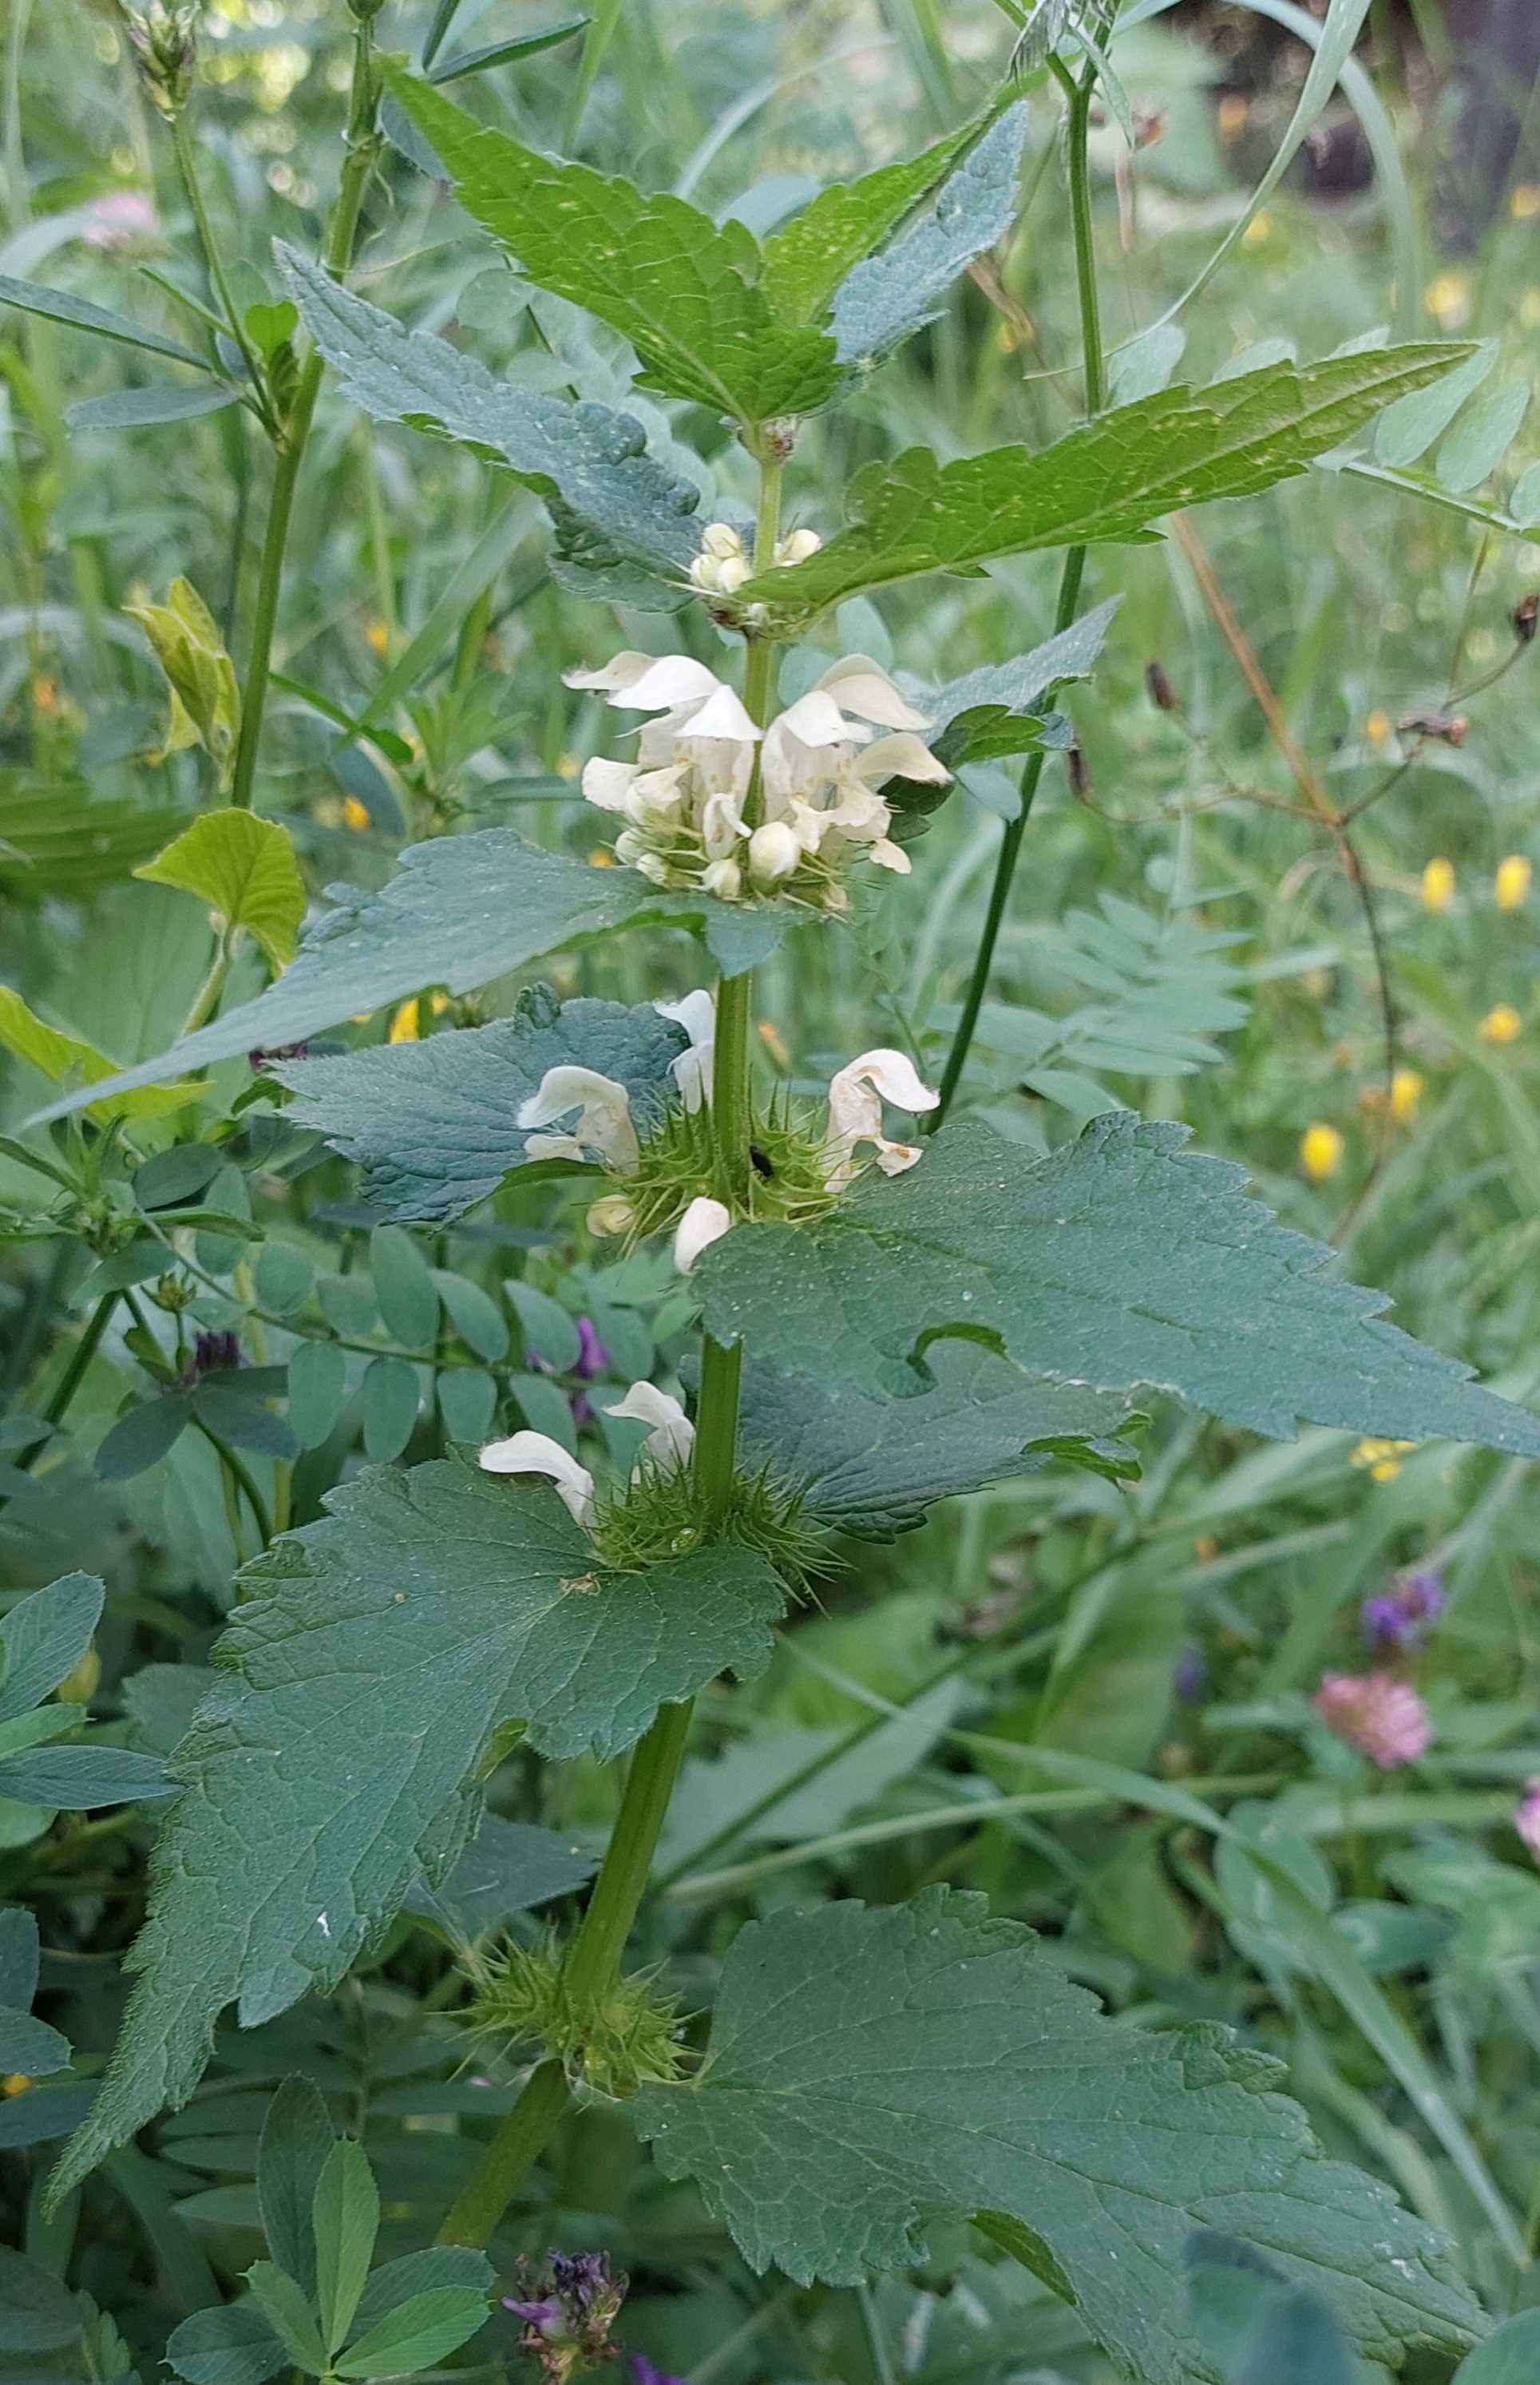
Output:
[
  {"left": 592, "top": 1456, "right": 832, "bottom": 1596},
  {"left": 462, "top": 1931, "right": 687, "bottom": 2096},
  {"left": 620, "top": 1091, "right": 839, "bottom": 1248}
]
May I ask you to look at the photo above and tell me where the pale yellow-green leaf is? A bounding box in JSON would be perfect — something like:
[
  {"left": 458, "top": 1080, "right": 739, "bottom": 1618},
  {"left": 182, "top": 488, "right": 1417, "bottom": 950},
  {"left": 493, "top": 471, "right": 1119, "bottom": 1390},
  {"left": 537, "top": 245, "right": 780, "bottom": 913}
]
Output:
[
  {"left": 0, "top": 986, "right": 204, "bottom": 1123},
  {"left": 135, "top": 809, "right": 305, "bottom": 970},
  {"left": 124, "top": 576, "right": 240, "bottom": 790}
]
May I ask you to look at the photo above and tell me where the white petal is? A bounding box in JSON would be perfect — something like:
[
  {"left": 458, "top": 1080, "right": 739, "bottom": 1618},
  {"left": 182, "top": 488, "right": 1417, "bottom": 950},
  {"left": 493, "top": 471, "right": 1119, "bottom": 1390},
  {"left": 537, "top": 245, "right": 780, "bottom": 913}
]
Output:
[
  {"left": 869, "top": 837, "right": 912, "bottom": 874},
  {"left": 616, "top": 654, "right": 724, "bottom": 713},
  {"left": 564, "top": 650, "right": 655, "bottom": 693},
  {"left": 837, "top": 1048, "right": 940, "bottom": 1115},
  {"left": 655, "top": 991, "right": 716, "bottom": 1111},
  {"left": 604, "top": 1379, "right": 696, "bottom": 1466},
  {"left": 671, "top": 1194, "right": 731, "bottom": 1274},
  {"left": 770, "top": 689, "right": 864, "bottom": 752},
  {"left": 523, "top": 1130, "right": 588, "bottom": 1163},
  {"left": 700, "top": 786, "right": 748, "bottom": 861},
  {"left": 517, "top": 1067, "right": 639, "bottom": 1172},
  {"left": 478, "top": 1432, "right": 595, "bottom": 1526},
  {"left": 854, "top": 731, "right": 950, "bottom": 786},
  {"left": 684, "top": 684, "right": 761, "bottom": 743},
  {"left": 583, "top": 756, "right": 640, "bottom": 813},
  {"left": 873, "top": 1137, "right": 924, "bottom": 1173},
  {"left": 817, "top": 654, "right": 931, "bottom": 731},
  {"left": 701, "top": 856, "right": 742, "bottom": 900}
]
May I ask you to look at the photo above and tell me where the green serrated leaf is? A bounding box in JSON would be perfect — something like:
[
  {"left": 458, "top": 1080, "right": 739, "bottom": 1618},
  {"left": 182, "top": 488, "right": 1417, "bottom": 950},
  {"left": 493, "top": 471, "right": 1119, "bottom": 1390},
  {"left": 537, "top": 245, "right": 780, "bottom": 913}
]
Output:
[
  {"left": 631, "top": 1891, "right": 1482, "bottom": 2382},
  {"left": 25, "top": 833, "right": 789, "bottom": 1129},
  {"left": 258, "top": 2078, "right": 336, "bottom": 2300},
  {"left": 277, "top": 246, "right": 705, "bottom": 606},
  {"left": 0, "top": 1575, "right": 103, "bottom": 1725},
  {"left": 736, "top": 1341, "right": 1134, "bottom": 1537},
  {"left": 827, "top": 104, "right": 1027, "bottom": 368},
  {"left": 731, "top": 346, "right": 1475, "bottom": 630},
  {"left": 244, "top": 2263, "right": 327, "bottom": 2378},
  {"left": 0, "top": 986, "right": 204, "bottom": 1123},
  {"left": 49, "top": 1457, "right": 784, "bottom": 2195},
  {"left": 381, "top": 63, "right": 837, "bottom": 422},
  {"left": 312, "top": 2140, "right": 378, "bottom": 2353},
  {"left": 165, "top": 2302, "right": 287, "bottom": 2385},
  {"left": 334, "top": 2287, "right": 490, "bottom": 2378},
  {"left": 760, "top": 109, "right": 992, "bottom": 325},
  {"left": 916, "top": 596, "right": 1121, "bottom": 772},
  {"left": 275, "top": 987, "right": 688, "bottom": 1222},
  {"left": 696, "top": 1113, "right": 1540, "bottom": 1452},
  {"left": 135, "top": 810, "right": 304, "bottom": 969}
]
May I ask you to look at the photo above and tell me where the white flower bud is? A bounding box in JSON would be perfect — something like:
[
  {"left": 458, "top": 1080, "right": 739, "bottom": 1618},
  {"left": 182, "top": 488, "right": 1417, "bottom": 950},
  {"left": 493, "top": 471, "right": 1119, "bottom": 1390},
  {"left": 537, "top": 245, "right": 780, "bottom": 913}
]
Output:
[
  {"left": 701, "top": 857, "right": 742, "bottom": 901},
  {"left": 775, "top": 526, "right": 821, "bottom": 565},
  {"left": 747, "top": 820, "right": 800, "bottom": 887},
  {"left": 699, "top": 521, "right": 744, "bottom": 561},
  {"left": 586, "top": 1194, "right": 636, "bottom": 1236},
  {"left": 714, "top": 554, "right": 750, "bottom": 596},
  {"left": 672, "top": 1195, "right": 732, "bottom": 1274}
]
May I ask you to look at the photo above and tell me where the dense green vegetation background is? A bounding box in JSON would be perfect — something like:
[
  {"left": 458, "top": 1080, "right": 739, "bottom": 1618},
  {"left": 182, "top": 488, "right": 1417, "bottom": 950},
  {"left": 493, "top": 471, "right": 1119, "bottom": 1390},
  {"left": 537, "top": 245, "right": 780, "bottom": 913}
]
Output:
[{"left": 2, "top": 2, "right": 1540, "bottom": 2379}]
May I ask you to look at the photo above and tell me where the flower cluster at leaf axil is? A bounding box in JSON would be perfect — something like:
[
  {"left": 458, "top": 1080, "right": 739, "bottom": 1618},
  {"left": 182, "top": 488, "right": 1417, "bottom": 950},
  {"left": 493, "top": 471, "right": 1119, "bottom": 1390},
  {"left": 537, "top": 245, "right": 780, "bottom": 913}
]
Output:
[
  {"left": 516, "top": 992, "right": 937, "bottom": 1268},
  {"left": 566, "top": 645, "right": 947, "bottom": 909}
]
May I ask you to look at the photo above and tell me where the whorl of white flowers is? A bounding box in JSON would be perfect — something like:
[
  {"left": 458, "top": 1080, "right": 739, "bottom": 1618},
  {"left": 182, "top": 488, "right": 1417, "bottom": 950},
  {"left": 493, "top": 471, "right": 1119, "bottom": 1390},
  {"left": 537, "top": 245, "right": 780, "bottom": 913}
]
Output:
[
  {"left": 687, "top": 518, "right": 821, "bottom": 599},
  {"left": 564, "top": 640, "right": 948, "bottom": 914}
]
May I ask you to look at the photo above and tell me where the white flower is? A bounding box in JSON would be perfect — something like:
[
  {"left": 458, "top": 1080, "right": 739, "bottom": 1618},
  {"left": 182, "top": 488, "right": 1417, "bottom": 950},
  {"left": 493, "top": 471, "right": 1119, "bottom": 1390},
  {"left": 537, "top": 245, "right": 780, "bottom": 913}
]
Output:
[
  {"left": 774, "top": 526, "right": 822, "bottom": 565},
  {"left": 748, "top": 820, "right": 800, "bottom": 887},
  {"left": 586, "top": 1193, "right": 637, "bottom": 1237},
  {"left": 824, "top": 1048, "right": 940, "bottom": 1190},
  {"left": 655, "top": 988, "right": 715, "bottom": 1111},
  {"left": 604, "top": 1381, "right": 695, "bottom": 1468},
  {"left": 478, "top": 1432, "right": 596, "bottom": 1526},
  {"left": 672, "top": 1194, "right": 731, "bottom": 1274},
  {"left": 517, "top": 1068, "right": 639, "bottom": 1172},
  {"left": 689, "top": 521, "right": 750, "bottom": 596},
  {"left": 567, "top": 644, "right": 944, "bottom": 913}
]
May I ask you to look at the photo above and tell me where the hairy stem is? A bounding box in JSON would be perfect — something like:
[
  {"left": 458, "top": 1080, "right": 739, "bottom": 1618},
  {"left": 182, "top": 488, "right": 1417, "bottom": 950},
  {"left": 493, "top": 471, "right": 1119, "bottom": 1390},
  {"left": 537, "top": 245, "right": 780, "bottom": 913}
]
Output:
[
  {"left": 932, "top": 53, "right": 1105, "bottom": 1127},
  {"left": 437, "top": 448, "right": 784, "bottom": 2251},
  {"left": 227, "top": 18, "right": 379, "bottom": 809}
]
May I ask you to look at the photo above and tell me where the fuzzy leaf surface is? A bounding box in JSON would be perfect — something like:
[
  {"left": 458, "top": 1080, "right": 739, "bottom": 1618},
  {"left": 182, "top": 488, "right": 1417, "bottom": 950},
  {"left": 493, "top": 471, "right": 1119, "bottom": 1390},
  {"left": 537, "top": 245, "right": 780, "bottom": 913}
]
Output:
[
  {"left": 49, "top": 1459, "right": 784, "bottom": 2195},
  {"left": 915, "top": 596, "right": 1122, "bottom": 771},
  {"left": 759, "top": 113, "right": 988, "bottom": 323},
  {"left": 26, "top": 834, "right": 786, "bottom": 1127},
  {"left": 736, "top": 1341, "right": 1135, "bottom": 1536},
  {"left": 631, "top": 1892, "right": 1481, "bottom": 2381},
  {"left": 828, "top": 104, "right": 1026, "bottom": 367},
  {"left": 696, "top": 1114, "right": 1540, "bottom": 1452},
  {"left": 275, "top": 988, "right": 687, "bottom": 1222},
  {"left": 382, "top": 66, "right": 837, "bottom": 422},
  {"left": 731, "top": 346, "right": 1473, "bottom": 630},
  {"left": 278, "top": 248, "right": 704, "bottom": 604}
]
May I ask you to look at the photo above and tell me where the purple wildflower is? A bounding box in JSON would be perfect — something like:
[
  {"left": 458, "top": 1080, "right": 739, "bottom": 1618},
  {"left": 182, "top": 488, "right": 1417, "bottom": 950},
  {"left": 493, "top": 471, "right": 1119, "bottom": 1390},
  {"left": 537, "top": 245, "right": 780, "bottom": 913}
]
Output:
[
  {"left": 629, "top": 2359, "right": 685, "bottom": 2385},
  {"left": 1361, "top": 1566, "right": 1445, "bottom": 1653},
  {"left": 1172, "top": 1646, "right": 1207, "bottom": 1704},
  {"left": 573, "top": 1317, "right": 609, "bottom": 1379},
  {"left": 1313, "top": 1672, "right": 1432, "bottom": 1768},
  {"left": 1515, "top": 1781, "right": 1540, "bottom": 1864},
  {"left": 503, "top": 2250, "right": 626, "bottom": 2379},
  {"left": 180, "top": 1329, "right": 240, "bottom": 1385}
]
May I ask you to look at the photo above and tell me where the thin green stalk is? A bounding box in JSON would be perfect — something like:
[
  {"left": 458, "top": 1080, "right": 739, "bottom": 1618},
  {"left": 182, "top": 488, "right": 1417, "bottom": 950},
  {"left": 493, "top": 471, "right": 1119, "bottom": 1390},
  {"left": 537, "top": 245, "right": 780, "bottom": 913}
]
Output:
[
  {"left": 931, "top": 54, "right": 1104, "bottom": 1127},
  {"left": 228, "top": 18, "right": 380, "bottom": 808},
  {"left": 168, "top": 115, "right": 272, "bottom": 426}
]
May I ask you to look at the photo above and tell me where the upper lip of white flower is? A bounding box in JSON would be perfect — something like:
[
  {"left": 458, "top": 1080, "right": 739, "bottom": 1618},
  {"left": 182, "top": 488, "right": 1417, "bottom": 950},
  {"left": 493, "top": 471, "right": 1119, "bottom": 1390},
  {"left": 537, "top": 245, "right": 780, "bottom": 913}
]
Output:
[
  {"left": 602, "top": 1381, "right": 695, "bottom": 1467},
  {"left": 654, "top": 989, "right": 715, "bottom": 1111},
  {"left": 672, "top": 1194, "right": 731, "bottom": 1273},
  {"left": 517, "top": 1068, "right": 640, "bottom": 1172},
  {"left": 477, "top": 1431, "right": 596, "bottom": 1526},
  {"left": 823, "top": 1048, "right": 940, "bottom": 1188}
]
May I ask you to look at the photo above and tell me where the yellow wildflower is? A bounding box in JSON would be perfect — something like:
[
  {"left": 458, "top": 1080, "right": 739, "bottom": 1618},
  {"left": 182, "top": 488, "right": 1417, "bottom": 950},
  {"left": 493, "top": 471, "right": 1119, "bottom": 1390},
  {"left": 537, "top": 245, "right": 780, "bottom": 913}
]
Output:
[
  {"left": 1425, "top": 270, "right": 1471, "bottom": 329},
  {"left": 1422, "top": 857, "right": 1455, "bottom": 912},
  {"left": 2, "top": 2076, "right": 30, "bottom": 2098},
  {"left": 1352, "top": 1436, "right": 1415, "bottom": 1484},
  {"left": 365, "top": 617, "right": 389, "bottom": 657},
  {"left": 1494, "top": 854, "right": 1531, "bottom": 910},
  {"left": 588, "top": 846, "right": 616, "bottom": 867},
  {"left": 1479, "top": 1003, "right": 1522, "bottom": 1044},
  {"left": 1365, "top": 708, "right": 1392, "bottom": 747},
  {"left": 389, "top": 999, "right": 421, "bottom": 1044},
  {"left": 342, "top": 794, "right": 370, "bottom": 832},
  {"left": 1391, "top": 1067, "right": 1423, "bottom": 1123},
  {"left": 1300, "top": 1123, "right": 1344, "bottom": 1182},
  {"left": 1241, "top": 210, "right": 1273, "bottom": 248},
  {"left": 1512, "top": 184, "right": 1540, "bottom": 222},
  {"left": 1216, "top": 93, "right": 1249, "bottom": 139}
]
